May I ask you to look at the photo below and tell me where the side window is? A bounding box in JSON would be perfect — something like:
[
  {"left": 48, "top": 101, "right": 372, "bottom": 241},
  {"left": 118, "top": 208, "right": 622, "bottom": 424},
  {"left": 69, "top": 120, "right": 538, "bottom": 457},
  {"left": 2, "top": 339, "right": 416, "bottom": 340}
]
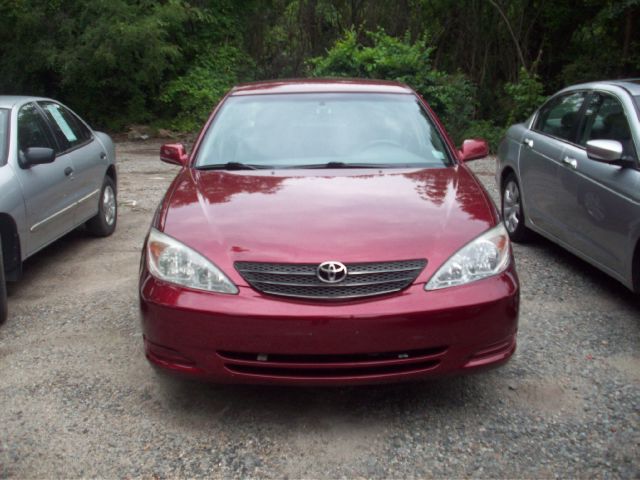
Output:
[
  {"left": 17, "top": 103, "right": 55, "bottom": 152},
  {"left": 39, "top": 102, "right": 92, "bottom": 152},
  {"left": 579, "top": 93, "right": 637, "bottom": 160},
  {"left": 534, "top": 91, "right": 588, "bottom": 142}
]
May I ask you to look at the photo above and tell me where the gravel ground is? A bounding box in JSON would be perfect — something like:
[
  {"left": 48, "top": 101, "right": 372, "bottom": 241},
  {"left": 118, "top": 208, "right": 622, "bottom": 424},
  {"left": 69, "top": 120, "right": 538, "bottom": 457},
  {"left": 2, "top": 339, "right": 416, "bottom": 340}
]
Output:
[{"left": 1, "top": 141, "right": 638, "bottom": 479}]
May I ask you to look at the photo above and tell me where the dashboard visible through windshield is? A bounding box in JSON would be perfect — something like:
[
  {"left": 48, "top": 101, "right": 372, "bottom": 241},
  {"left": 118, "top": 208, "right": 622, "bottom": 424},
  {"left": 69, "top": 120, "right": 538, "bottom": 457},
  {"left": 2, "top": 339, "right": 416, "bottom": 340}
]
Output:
[{"left": 195, "top": 93, "right": 453, "bottom": 170}]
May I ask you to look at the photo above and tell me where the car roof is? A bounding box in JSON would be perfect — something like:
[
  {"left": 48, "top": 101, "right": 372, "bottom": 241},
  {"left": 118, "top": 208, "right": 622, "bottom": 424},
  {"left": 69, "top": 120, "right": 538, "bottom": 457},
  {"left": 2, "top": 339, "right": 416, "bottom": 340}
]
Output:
[
  {"left": 230, "top": 78, "right": 414, "bottom": 96},
  {"left": 561, "top": 79, "right": 640, "bottom": 96},
  {"left": 0, "top": 95, "right": 50, "bottom": 109}
]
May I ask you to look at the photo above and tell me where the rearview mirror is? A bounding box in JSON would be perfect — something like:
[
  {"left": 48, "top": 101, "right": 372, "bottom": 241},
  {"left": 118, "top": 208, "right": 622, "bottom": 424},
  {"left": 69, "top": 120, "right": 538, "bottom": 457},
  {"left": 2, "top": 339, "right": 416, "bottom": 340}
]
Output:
[
  {"left": 459, "top": 139, "right": 489, "bottom": 162},
  {"left": 20, "top": 147, "right": 56, "bottom": 168},
  {"left": 160, "top": 143, "right": 189, "bottom": 166},
  {"left": 586, "top": 140, "right": 623, "bottom": 163}
]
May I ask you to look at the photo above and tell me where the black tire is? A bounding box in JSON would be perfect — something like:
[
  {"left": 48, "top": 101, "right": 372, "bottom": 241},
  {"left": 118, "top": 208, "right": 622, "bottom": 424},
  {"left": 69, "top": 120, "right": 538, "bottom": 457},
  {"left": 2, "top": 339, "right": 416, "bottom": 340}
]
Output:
[
  {"left": 501, "top": 173, "right": 531, "bottom": 242},
  {"left": 86, "top": 176, "right": 117, "bottom": 237},
  {"left": 0, "top": 235, "right": 7, "bottom": 325}
]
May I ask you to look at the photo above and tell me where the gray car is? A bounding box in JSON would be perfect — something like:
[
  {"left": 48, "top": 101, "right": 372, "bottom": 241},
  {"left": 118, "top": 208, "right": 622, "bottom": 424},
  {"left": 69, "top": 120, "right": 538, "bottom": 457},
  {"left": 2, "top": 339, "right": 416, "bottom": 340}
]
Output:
[
  {"left": 497, "top": 79, "right": 640, "bottom": 294},
  {"left": 0, "top": 96, "right": 117, "bottom": 324}
]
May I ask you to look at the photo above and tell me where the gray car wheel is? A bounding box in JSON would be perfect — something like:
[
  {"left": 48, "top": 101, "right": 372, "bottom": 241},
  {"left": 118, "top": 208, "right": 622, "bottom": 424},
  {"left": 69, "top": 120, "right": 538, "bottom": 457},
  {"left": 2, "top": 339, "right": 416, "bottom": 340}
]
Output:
[
  {"left": 86, "top": 176, "right": 117, "bottom": 237},
  {"left": 501, "top": 174, "right": 531, "bottom": 242},
  {"left": 0, "top": 235, "right": 7, "bottom": 325}
]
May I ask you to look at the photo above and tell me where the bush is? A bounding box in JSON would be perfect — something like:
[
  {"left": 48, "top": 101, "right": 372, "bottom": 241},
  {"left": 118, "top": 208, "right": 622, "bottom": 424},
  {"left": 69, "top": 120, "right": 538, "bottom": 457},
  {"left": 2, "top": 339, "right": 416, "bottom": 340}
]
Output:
[
  {"left": 159, "top": 46, "right": 255, "bottom": 132},
  {"left": 309, "top": 29, "right": 477, "bottom": 144},
  {"left": 504, "top": 67, "right": 545, "bottom": 125}
]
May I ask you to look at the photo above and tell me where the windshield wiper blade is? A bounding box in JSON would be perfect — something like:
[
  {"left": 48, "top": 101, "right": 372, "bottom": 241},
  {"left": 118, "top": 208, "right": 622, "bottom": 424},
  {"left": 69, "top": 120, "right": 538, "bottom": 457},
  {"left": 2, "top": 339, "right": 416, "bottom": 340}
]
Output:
[
  {"left": 196, "top": 162, "right": 270, "bottom": 171},
  {"left": 292, "top": 162, "right": 391, "bottom": 169}
]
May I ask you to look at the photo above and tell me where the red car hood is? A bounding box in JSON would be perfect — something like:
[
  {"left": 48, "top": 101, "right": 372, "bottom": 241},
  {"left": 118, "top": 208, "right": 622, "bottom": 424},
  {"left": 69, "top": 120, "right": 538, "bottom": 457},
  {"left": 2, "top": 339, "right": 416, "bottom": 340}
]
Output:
[{"left": 159, "top": 166, "right": 497, "bottom": 286}]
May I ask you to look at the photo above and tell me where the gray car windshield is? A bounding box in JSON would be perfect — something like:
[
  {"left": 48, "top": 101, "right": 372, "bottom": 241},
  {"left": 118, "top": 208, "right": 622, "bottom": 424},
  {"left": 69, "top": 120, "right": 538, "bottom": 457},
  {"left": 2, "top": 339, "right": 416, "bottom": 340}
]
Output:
[
  {"left": 0, "top": 109, "right": 8, "bottom": 165},
  {"left": 195, "top": 93, "right": 452, "bottom": 169}
]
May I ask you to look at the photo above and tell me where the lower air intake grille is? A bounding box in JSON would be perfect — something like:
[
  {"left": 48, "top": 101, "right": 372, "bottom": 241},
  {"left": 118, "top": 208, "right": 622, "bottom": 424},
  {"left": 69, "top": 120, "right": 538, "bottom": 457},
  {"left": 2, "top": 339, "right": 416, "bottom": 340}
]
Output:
[{"left": 235, "top": 259, "right": 427, "bottom": 300}]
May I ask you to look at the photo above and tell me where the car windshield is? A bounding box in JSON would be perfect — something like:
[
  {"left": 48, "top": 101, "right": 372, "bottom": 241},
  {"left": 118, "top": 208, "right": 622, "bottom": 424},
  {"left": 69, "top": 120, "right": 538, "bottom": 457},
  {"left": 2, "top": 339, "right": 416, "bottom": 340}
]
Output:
[
  {"left": 0, "top": 109, "right": 8, "bottom": 165},
  {"left": 195, "top": 93, "right": 452, "bottom": 169},
  {"left": 635, "top": 95, "right": 640, "bottom": 117}
]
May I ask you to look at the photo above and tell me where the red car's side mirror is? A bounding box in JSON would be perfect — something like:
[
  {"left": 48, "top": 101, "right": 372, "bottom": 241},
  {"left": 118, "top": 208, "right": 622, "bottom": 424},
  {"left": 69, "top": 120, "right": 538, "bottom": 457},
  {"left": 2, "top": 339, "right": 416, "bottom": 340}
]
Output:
[
  {"left": 160, "top": 143, "right": 189, "bottom": 166},
  {"left": 459, "top": 139, "right": 489, "bottom": 162}
]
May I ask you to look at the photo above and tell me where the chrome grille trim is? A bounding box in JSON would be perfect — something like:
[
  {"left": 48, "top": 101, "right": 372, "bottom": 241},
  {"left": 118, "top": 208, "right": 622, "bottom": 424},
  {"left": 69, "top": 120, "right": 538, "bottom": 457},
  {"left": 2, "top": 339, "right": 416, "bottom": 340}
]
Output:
[{"left": 235, "top": 259, "right": 427, "bottom": 300}]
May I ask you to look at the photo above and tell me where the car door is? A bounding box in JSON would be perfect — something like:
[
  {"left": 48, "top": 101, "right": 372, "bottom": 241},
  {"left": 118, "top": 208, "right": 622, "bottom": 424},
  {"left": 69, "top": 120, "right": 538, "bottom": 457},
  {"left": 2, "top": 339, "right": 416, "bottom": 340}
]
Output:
[
  {"left": 519, "top": 91, "right": 589, "bottom": 240},
  {"left": 13, "top": 102, "right": 77, "bottom": 256},
  {"left": 558, "top": 91, "right": 640, "bottom": 279},
  {"left": 37, "top": 101, "right": 105, "bottom": 224}
]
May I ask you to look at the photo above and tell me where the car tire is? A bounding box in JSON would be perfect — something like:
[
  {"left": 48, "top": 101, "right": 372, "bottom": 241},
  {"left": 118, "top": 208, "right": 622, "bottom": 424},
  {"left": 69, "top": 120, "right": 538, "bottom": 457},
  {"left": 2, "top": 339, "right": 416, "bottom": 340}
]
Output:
[
  {"left": 501, "top": 173, "right": 531, "bottom": 242},
  {"left": 86, "top": 176, "right": 117, "bottom": 237},
  {"left": 0, "top": 235, "right": 7, "bottom": 325}
]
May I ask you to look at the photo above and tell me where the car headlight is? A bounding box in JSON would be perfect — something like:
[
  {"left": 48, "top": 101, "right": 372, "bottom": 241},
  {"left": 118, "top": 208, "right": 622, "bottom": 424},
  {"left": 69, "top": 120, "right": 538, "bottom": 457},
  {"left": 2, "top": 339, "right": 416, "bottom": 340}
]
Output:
[
  {"left": 425, "top": 223, "right": 510, "bottom": 290},
  {"left": 146, "top": 228, "right": 238, "bottom": 294}
]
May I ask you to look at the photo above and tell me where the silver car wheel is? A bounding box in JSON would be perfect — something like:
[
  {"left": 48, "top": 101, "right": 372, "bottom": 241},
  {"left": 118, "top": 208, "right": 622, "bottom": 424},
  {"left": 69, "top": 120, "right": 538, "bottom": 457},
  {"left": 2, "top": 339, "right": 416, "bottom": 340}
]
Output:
[
  {"left": 103, "top": 185, "right": 116, "bottom": 226},
  {"left": 503, "top": 180, "right": 521, "bottom": 233}
]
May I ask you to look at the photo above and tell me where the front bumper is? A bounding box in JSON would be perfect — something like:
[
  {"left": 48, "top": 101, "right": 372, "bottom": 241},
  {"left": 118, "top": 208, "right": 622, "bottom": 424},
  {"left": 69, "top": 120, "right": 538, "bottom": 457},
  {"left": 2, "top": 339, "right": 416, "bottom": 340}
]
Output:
[{"left": 139, "top": 265, "right": 519, "bottom": 385}]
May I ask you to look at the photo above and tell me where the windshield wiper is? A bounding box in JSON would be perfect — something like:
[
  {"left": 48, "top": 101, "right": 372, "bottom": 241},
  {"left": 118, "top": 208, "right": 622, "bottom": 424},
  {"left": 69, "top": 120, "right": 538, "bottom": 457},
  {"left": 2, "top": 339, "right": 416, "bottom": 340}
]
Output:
[
  {"left": 291, "top": 161, "right": 392, "bottom": 169},
  {"left": 196, "top": 162, "right": 271, "bottom": 171}
]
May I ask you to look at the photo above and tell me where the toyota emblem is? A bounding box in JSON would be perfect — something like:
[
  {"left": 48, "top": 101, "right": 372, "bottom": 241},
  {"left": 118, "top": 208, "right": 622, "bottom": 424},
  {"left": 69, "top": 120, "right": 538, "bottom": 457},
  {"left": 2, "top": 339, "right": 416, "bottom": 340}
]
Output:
[{"left": 317, "top": 261, "right": 348, "bottom": 283}]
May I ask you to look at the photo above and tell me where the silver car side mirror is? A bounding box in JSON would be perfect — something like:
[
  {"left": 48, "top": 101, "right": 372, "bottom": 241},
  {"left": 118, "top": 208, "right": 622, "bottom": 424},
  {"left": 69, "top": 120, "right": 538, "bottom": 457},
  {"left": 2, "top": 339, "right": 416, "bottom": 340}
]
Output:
[{"left": 586, "top": 139, "right": 623, "bottom": 163}]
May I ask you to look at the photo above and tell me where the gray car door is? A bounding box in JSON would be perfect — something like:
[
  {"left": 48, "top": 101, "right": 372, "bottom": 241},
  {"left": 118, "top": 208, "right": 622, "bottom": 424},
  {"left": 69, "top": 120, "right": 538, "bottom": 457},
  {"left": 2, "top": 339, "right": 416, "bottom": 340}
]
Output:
[
  {"left": 558, "top": 92, "right": 640, "bottom": 280},
  {"left": 13, "top": 102, "right": 77, "bottom": 256},
  {"left": 519, "top": 91, "right": 589, "bottom": 240},
  {"left": 38, "top": 101, "right": 105, "bottom": 224}
]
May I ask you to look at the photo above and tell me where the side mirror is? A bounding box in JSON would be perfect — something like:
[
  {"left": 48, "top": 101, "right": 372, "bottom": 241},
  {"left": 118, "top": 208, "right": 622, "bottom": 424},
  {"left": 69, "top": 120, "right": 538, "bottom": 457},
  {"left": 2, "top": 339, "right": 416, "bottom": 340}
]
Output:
[
  {"left": 459, "top": 139, "right": 489, "bottom": 162},
  {"left": 586, "top": 140, "right": 622, "bottom": 163},
  {"left": 20, "top": 147, "right": 56, "bottom": 168},
  {"left": 160, "top": 143, "right": 189, "bottom": 166}
]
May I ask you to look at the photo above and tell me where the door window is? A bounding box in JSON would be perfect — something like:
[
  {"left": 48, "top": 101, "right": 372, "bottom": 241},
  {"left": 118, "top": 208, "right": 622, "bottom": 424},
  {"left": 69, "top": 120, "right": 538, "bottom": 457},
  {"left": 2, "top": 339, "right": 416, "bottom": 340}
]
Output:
[
  {"left": 579, "top": 93, "right": 637, "bottom": 160},
  {"left": 0, "top": 109, "right": 9, "bottom": 165},
  {"left": 17, "top": 103, "right": 55, "bottom": 152},
  {"left": 39, "top": 102, "right": 92, "bottom": 152},
  {"left": 534, "top": 91, "right": 588, "bottom": 142}
]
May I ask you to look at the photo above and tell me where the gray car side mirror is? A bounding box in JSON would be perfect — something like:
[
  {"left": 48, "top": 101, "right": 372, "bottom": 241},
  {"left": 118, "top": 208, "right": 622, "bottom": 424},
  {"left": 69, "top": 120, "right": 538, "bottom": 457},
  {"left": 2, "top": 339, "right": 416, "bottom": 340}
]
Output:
[
  {"left": 586, "top": 140, "right": 623, "bottom": 163},
  {"left": 20, "top": 147, "right": 56, "bottom": 168}
]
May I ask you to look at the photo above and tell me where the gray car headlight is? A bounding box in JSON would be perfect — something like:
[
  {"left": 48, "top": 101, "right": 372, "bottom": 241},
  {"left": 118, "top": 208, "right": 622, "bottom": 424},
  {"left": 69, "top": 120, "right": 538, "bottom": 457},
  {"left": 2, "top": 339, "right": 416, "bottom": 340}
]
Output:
[
  {"left": 425, "top": 223, "right": 510, "bottom": 290},
  {"left": 147, "top": 228, "right": 238, "bottom": 294}
]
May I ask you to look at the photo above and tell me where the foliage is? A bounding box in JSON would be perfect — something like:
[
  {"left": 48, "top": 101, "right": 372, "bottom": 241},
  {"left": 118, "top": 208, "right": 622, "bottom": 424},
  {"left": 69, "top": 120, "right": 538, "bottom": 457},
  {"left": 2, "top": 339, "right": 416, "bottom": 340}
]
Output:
[
  {"left": 560, "top": 0, "right": 640, "bottom": 85},
  {"left": 504, "top": 68, "right": 546, "bottom": 125},
  {"left": 160, "top": 46, "right": 254, "bottom": 132},
  {"left": 0, "top": 0, "right": 637, "bottom": 134},
  {"left": 310, "top": 29, "right": 476, "bottom": 143}
]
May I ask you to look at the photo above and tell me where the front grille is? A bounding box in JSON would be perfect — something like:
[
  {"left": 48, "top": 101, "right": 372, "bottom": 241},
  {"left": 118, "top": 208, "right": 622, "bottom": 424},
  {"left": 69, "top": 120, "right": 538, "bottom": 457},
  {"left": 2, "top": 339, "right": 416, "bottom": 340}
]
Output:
[{"left": 235, "top": 259, "right": 427, "bottom": 300}]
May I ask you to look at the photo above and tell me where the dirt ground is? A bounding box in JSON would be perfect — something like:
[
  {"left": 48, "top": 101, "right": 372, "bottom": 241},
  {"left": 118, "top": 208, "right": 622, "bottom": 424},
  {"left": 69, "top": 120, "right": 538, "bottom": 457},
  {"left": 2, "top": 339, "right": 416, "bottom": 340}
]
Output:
[{"left": 0, "top": 140, "right": 638, "bottom": 478}]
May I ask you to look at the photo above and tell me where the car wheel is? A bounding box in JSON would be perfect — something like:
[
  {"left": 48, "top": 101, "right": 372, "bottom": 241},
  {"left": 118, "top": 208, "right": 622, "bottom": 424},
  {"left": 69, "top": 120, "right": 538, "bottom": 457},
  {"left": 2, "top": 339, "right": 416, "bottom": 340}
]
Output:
[
  {"left": 0, "top": 235, "right": 7, "bottom": 325},
  {"left": 501, "top": 174, "right": 531, "bottom": 242},
  {"left": 86, "top": 176, "right": 117, "bottom": 237}
]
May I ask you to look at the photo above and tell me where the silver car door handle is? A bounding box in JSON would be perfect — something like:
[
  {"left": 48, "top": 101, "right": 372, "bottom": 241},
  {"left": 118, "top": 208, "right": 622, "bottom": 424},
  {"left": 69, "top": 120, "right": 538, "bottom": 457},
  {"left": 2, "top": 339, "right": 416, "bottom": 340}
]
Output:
[
  {"left": 64, "top": 166, "right": 74, "bottom": 176},
  {"left": 523, "top": 138, "right": 534, "bottom": 148},
  {"left": 562, "top": 156, "right": 578, "bottom": 169}
]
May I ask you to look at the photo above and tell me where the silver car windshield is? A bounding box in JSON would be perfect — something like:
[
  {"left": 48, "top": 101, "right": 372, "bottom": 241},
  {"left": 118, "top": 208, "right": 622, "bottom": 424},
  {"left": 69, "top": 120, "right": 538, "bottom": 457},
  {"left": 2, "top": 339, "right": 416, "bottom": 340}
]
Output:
[
  {"left": 0, "top": 109, "right": 8, "bottom": 165},
  {"left": 195, "top": 93, "right": 452, "bottom": 169}
]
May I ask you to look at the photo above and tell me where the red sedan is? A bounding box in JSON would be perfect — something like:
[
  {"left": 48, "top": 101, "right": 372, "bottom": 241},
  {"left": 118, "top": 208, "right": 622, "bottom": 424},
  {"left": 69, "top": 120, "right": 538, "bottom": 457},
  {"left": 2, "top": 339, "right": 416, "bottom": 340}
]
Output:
[{"left": 139, "top": 79, "right": 519, "bottom": 385}]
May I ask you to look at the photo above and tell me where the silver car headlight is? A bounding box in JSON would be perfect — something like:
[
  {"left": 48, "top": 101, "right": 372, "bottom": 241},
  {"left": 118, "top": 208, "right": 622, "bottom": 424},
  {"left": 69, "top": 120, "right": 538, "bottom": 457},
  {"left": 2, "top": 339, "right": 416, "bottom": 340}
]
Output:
[
  {"left": 146, "top": 228, "right": 238, "bottom": 294},
  {"left": 425, "top": 223, "right": 510, "bottom": 290}
]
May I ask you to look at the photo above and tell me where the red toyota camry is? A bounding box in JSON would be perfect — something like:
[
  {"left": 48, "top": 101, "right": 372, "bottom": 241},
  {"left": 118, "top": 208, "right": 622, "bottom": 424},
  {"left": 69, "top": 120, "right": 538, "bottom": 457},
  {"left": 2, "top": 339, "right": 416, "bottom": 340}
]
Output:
[{"left": 139, "top": 79, "right": 519, "bottom": 385}]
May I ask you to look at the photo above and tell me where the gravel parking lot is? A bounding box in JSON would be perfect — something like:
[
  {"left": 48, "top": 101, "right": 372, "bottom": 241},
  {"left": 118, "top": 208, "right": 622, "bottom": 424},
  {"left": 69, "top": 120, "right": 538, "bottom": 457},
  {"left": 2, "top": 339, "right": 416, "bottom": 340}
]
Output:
[{"left": 1, "top": 140, "right": 638, "bottom": 478}]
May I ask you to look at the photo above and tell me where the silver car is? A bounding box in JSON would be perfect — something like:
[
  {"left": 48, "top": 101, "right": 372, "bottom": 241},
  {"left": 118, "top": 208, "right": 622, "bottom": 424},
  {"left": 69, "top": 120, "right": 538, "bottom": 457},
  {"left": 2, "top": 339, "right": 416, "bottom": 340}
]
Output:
[
  {"left": 0, "top": 96, "right": 117, "bottom": 324},
  {"left": 497, "top": 79, "right": 640, "bottom": 294}
]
